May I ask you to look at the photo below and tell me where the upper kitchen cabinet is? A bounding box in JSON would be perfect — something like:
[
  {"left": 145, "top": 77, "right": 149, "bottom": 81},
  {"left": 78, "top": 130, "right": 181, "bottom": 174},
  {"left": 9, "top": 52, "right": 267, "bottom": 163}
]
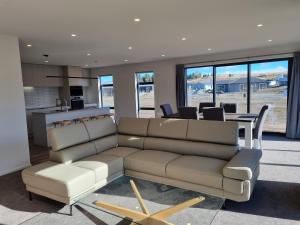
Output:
[
  {"left": 67, "top": 66, "right": 90, "bottom": 87},
  {"left": 22, "top": 63, "right": 63, "bottom": 87}
]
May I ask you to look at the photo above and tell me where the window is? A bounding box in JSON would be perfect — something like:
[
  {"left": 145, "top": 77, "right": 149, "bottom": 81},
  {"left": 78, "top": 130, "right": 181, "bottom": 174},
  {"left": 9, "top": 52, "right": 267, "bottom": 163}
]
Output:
[
  {"left": 216, "top": 64, "right": 248, "bottom": 113},
  {"left": 250, "top": 60, "right": 289, "bottom": 132},
  {"left": 136, "top": 71, "right": 155, "bottom": 118},
  {"left": 184, "top": 58, "right": 290, "bottom": 133},
  {"left": 98, "top": 75, "right": 114, "bottom": 109},
  {"left": 186, "top": 66, "right": 213, "bottom": 107}
]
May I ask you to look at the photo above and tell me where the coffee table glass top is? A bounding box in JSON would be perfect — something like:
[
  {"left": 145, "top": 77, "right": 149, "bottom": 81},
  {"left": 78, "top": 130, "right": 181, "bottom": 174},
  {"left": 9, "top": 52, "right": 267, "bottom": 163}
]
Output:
[{"left": 77, "top": 176, "right": 224, "bottom": 225}]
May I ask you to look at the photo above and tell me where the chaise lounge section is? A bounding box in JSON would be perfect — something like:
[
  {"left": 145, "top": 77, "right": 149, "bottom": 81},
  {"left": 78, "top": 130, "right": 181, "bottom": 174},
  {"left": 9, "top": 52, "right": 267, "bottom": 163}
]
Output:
[{"left": 22, "top": 117, "right": 262, "bottom": 208}]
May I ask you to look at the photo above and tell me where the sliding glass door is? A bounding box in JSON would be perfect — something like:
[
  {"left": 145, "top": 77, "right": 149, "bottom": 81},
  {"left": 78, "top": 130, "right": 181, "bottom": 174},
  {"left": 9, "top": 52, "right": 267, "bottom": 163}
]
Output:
[
  {"left": 185, "top": 58, "right": 290, "bottom": 133},
  {"left": 186, "top": 66, "right": 213, "bottom": 107},
  {"left": 215, "top": 64, "right": 248, "bottom": 113},
  {"left": 250, "top": 60, "right": 289, "bottom": 132}
]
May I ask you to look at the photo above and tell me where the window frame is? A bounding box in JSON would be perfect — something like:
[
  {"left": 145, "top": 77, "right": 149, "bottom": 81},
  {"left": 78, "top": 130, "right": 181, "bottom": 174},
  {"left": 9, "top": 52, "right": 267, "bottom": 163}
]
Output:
[
  {"left": 185, "top": 57, "right": 292, "bottom": 133},
  {"left": 135, "top": 71, "right": 155, "bottom": 116},
  {"left": 98, "top": 75, "right": 115, "bottom": 109}
]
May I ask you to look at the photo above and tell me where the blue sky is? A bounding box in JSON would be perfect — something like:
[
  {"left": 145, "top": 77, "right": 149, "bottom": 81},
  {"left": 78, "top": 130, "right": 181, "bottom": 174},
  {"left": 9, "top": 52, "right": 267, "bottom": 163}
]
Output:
[
  {"left": 99, "top": 75, "right": 113, "bottom": 84},
  {"left": 186, "top": 60, "right": 288, "bottom": 75}
]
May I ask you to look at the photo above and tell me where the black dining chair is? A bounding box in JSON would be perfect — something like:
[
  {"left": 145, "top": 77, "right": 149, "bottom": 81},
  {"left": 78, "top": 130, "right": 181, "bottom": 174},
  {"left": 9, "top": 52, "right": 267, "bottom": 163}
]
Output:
[
  {"left": 220, "top": 102, "right": 238, "bottom": 113},
  {"left": 160, "top": 104, "right": 180, "bottom": 118},
  {"left": 199, "top": 102, "right": 216, "bottom": 113},
  {"left": 202, "top": 107, "right": 225, "bottom": 121},
  {"left": 178, "top": 107, "right": 198, "bottom": 119}
]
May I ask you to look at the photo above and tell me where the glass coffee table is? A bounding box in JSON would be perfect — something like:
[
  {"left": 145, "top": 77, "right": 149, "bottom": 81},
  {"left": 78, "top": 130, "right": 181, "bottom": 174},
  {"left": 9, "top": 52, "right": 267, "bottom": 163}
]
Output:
[{"left": 77, "top": 176, "right": 224, "bottom": 225}]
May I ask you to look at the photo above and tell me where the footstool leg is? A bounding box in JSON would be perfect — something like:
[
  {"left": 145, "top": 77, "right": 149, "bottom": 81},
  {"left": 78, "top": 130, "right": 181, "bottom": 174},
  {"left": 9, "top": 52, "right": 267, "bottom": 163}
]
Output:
[
  {"left": 222, "top": 200, "right": 226, "bottom": 210},
  {"left": 69, "top": 204, "right": 73, "bottom": 216}
]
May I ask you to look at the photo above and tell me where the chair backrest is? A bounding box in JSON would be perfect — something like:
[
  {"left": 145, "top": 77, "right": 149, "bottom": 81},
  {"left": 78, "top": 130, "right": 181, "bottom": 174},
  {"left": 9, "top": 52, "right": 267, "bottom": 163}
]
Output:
[
  {"left": 220, "top": 102, "right": 238, "bottom": 113},
  {"left": 203, "top": 107, "right": 225, "bottom": 121},
  {"left": 160, "top": 104, "right": 174, "bottom": 117},
  {"left": 178, "top": 107, "right": 198, "bottom": 119},
  {"left": 253, "top": 105, "right": 269, "bottom": 139},
  {"left": 199, "top": 102, "right": 216, "bottom": 113}
]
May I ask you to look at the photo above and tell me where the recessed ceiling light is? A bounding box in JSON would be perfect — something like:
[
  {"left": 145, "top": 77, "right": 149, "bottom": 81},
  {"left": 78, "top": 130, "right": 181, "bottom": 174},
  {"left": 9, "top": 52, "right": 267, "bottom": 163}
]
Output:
[
  {"left": 26, "top": 44, "right": 32, "bottom": 47},
  {"left": 44, "top": 60, "right": 48, "bottom": 63},
  {"left": 181, "top": 37, "right": 187, "bottom": 41},
  {"left": 134, "top": 18, "right": 141, "bottom": 22},
  {"left": 268, "top": 39, "right": 272, "bottom": 42},
  {"left": 87, "top": 53, "right": 91, "bottom": 56},
  {"left": 161, "top": 54, "right": 166, "bottom": 57},
  {"left": 71, "top": 33, "right": 77, "bottom": 37},
  {"left": 124, "top": 59, "right": 129, "bottom": 62},
  {"left": 257, "top": 24, "right": 263, "bottom": 27},
  {"left": 128, "top": 46, "right": 133, "bottom": 50},
  {"left": 208, "top": 48, "right": 212, "bottom": 51}
]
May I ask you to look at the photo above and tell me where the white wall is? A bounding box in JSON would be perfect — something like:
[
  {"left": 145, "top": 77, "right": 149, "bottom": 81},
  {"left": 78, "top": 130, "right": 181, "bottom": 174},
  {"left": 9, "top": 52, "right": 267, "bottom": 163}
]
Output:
[
  {"left": 90, "top": 42, "right": 300, "bottom": 120},
  {"left": 91, "top": 60, "right": 177, "bottom": 119},
  {"left": 0, "top": 35, "right": 30, "bottom": 176}
]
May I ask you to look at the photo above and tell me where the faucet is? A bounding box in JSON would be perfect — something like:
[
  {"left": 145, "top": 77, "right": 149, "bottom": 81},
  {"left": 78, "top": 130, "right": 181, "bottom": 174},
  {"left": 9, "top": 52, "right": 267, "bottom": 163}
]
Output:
[{"left": 56, "top": 98, "right": 68, "bottom": 112}]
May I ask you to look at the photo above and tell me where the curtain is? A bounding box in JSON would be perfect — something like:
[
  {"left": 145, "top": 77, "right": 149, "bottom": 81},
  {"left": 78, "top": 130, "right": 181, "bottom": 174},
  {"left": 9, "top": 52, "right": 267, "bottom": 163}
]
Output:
[
  {"left": 286, "top": 53, "right": 300, "bottom": 139},
  {"left": 176, "top": 64, "right": 186, "bottom": 108}
]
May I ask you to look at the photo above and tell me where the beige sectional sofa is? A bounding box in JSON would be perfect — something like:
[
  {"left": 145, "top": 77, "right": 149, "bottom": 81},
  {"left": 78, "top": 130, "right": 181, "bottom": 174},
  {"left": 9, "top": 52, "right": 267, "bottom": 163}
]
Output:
[{"left": 22, "top": 117, "right": 262, "bottom": 209}]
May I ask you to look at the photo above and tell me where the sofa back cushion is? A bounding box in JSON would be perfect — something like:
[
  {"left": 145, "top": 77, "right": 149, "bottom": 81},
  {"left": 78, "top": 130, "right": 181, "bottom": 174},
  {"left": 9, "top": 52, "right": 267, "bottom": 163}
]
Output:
[
  {"left": 84, "top": 118, "right": 116, "bottom": 140},
  {"left": 118, "top": 134, "right": 144, "bottom": 149},
  {"left": 94, "top": 135, "right": 118, "bottom": 153},
  {"left": 49, "top": 142, "right": 97, "bottom": 164},
  {"left": 49, "top": 123, "right": 90, "bottom": 151},
  {"left": 144, "top": 137, "right": 238, "bottom": 160},
  {"left": 118, "top": 117, "right": 149, "bottom": 136},
  {"left": 147, "top": 118, "right": 188, "bottom": 139},
  {"left": 117, "top": 118, "right": 149, "bottom": 149},
  {"left": 187, "top": 120, "right": 239, "bottom": 145}
]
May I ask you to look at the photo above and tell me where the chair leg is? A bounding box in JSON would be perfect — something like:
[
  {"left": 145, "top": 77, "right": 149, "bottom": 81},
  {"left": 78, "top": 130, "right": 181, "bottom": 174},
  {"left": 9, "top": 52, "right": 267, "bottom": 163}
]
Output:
[
  {"left": 28, "top": 191, "right": 32, "bottom": 201},
  {"left": 259, "top": 137, "right": 263, "bottom": 149}
]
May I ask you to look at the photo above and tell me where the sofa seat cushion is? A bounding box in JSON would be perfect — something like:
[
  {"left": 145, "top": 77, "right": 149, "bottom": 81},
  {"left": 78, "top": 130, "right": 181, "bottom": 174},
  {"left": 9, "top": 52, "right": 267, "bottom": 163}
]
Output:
[
  {"left": 102, "top": 147, "right": 140, "bottom": 158},
  {"left": 73, "top": 154, "right": 123, "bottom": 181},
  {"left": 166, "top": 156, "right": 227, "bottom": 189},
  {"left": 22, "top": 161, "right": 95, "bottom": 198},
  {"left": 124, "top": 150, "right": 180, "bottom": 177}
]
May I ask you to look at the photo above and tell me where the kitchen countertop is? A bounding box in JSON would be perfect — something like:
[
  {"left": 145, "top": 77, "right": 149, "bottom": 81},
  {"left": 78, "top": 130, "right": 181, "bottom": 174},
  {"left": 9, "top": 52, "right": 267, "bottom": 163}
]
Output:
[{"left": 32, "top": 106, "right": 101, "bottom": 114}]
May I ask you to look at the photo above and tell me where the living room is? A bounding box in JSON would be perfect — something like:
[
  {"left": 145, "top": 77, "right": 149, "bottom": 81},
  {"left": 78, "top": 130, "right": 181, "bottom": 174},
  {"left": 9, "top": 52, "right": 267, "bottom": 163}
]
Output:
[{"left": 0, "top": 1, "right": 300, "bottom": 225}]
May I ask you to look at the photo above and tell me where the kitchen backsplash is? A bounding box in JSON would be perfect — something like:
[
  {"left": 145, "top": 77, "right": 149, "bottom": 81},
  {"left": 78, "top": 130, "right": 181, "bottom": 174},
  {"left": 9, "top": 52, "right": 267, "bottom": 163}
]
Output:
[{"left": 24, "top": 87, "right": 59, "bottom": 109}]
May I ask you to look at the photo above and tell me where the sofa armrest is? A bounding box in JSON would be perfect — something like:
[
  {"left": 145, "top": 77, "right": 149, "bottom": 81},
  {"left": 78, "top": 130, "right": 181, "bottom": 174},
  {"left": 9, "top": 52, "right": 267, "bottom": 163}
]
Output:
[{"left": 223, "top": 149, "right": 262, "bottom": 180}]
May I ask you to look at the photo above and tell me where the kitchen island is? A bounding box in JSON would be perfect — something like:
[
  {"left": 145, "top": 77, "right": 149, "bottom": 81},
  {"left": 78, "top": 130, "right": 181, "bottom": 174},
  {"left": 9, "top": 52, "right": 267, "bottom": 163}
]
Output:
[{"left": 32, "top": 107, "right": 111, "bottom": 147}]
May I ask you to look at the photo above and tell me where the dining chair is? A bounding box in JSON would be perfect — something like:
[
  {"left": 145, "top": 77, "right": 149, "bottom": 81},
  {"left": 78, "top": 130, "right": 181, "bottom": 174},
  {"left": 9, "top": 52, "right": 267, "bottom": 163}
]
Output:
[
  {"left": 253, "top": 105, "right": 269, "bottom": 149},
  {"left": 160, "top": 104, "right": 180, "bottom": 118},
  {"left": 199, "top": 102, "right": 216, "bottom": 113},
  {"left": 202, "top": 107, "right": 225, "bottom": 121},
  {"left": 220, "top": 102, "right": 238, "bottom": 113},
  {"left": 178, "top": 107, "right": 198, "bottom": 119}
]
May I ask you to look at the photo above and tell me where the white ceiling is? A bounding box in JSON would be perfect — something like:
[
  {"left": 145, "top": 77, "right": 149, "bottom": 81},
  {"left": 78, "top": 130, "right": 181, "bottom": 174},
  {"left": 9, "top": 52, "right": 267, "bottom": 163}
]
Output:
[{"left": 0, "top": 0, "right": 299, "bottom": 68}]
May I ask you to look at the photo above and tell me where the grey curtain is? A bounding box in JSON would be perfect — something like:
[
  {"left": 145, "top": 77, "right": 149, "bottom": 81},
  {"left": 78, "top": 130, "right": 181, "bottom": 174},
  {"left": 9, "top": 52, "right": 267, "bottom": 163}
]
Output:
[
  {"left": 286, "top": 53, "right": 300, "bottom": 139},
  {"left": 176, "top": 64, "right": 186, "bottom": 108}
]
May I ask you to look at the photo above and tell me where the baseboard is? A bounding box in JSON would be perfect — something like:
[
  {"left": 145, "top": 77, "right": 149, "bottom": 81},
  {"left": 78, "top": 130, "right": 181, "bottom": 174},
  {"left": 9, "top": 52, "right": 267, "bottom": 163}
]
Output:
[{"left": 0, "top": 161, "right": 31, "bottom": 176}]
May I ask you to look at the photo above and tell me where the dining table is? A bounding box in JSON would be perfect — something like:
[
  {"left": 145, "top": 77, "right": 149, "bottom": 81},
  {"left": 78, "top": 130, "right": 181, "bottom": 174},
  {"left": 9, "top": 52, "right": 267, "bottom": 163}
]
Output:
[{"left": 198, "top": 113, "right": 259, "bottom": 149}]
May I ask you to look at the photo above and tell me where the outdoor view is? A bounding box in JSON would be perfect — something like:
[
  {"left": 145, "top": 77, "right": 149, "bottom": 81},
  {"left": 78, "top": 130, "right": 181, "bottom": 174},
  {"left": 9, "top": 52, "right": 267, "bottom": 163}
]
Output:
[
  {"left": 186, "top": 66, "right": 213, "bottom": 106},
  {"left": 98, "top": 75, "right": 114, "bottom": 108},
  {"left": 216, "top": 64, "right": 248, "bottom": 113},
  {"left": 136, "top": 71, "right": 155, "bottom": 118},
  {"left": 250, "top": 60, "right": 288, "bottom": 132},
  {"left": 186, "top": 60, "right": 289, "bottom": 132}
]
